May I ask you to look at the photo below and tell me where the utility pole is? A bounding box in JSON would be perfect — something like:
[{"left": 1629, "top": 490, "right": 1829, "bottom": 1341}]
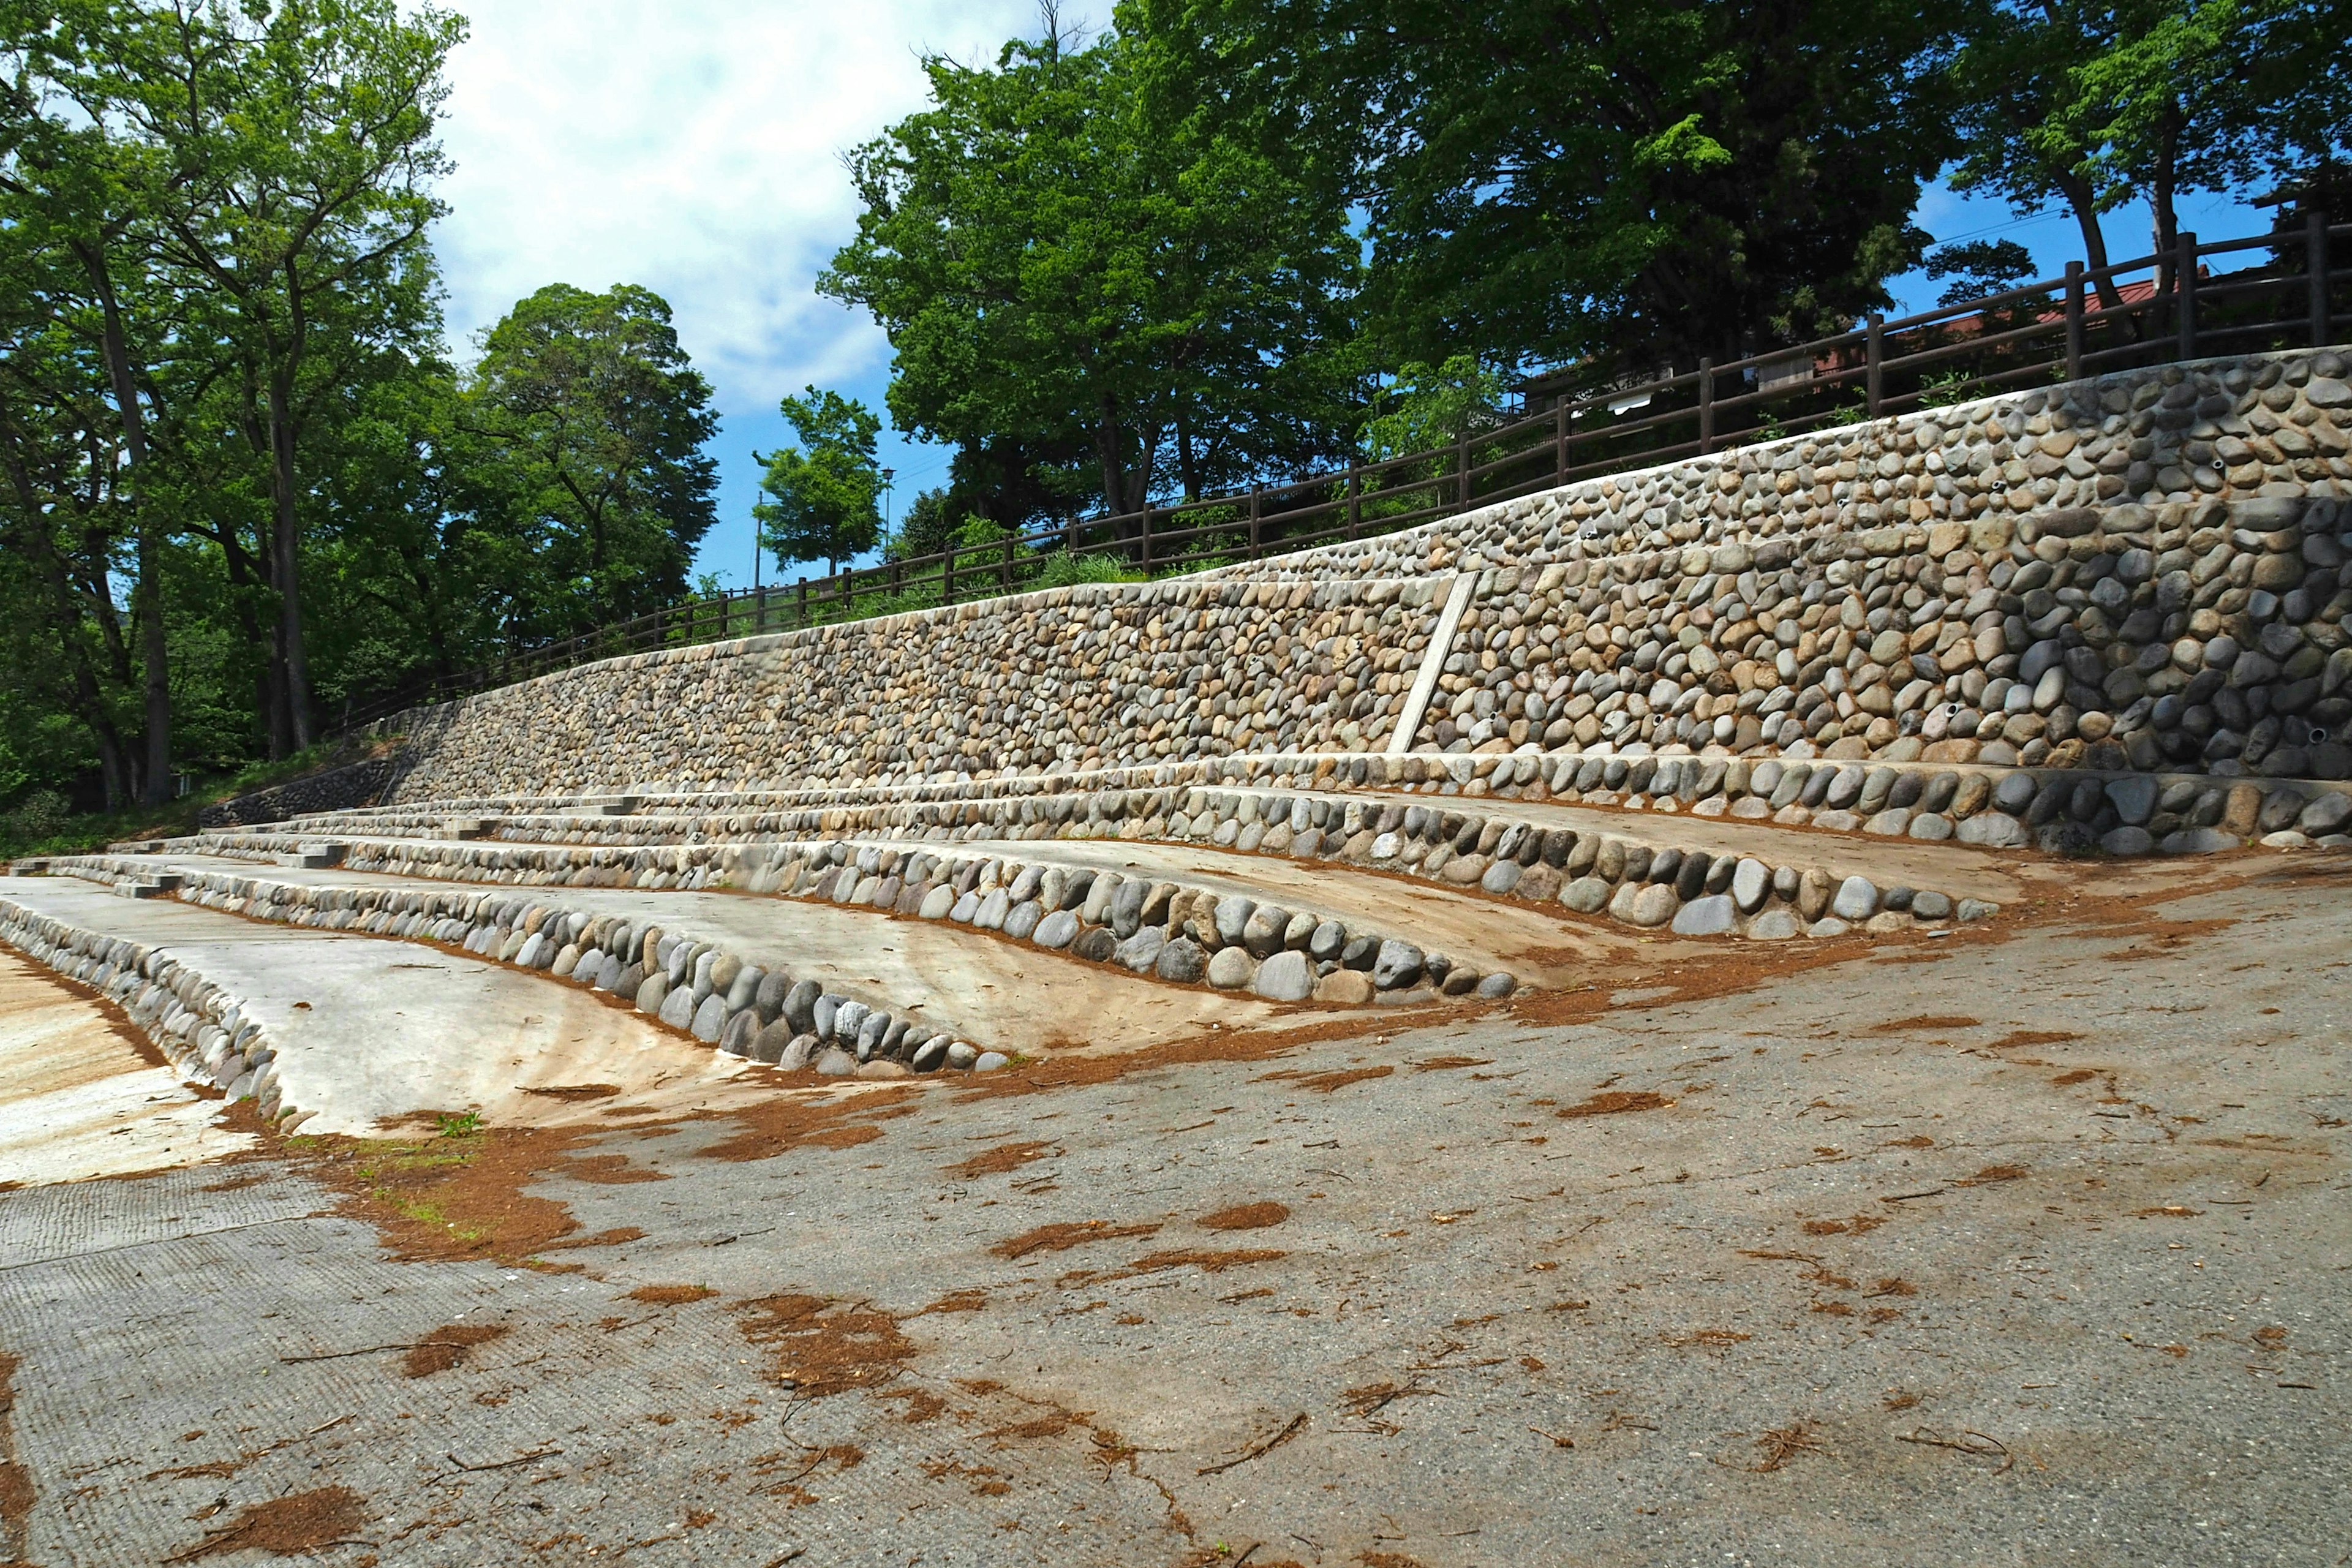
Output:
[{"left": 881, "top": 467, "right": 897, "bottom": 547}]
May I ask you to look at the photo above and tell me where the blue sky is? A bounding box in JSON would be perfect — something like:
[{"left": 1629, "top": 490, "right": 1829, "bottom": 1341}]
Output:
[{"left": 428, "top": 3, "right": 2271, "bottom": 597}]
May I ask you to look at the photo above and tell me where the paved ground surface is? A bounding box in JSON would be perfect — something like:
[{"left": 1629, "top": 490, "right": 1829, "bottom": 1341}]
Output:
[{"left": 1, "top": 851, "right": 2347, "bottom": 1565}]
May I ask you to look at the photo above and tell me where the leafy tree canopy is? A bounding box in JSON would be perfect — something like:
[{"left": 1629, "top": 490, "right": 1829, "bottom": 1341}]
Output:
[
  {"left": 820, "top": 11, "right": 1363, "bottom": 526},
  {"left": 754, "top": 385, "right": 883, "bottom": 575},
  {"left": 462, "top": 282, "right": 720, "bottom": 638}
]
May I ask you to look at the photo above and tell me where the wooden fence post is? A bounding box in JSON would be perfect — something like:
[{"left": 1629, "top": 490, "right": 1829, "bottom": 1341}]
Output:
[
  {"left": 1697, "top": 357, "right": 1714, "bottom": 455},
  {"left": 2177, "top": 231, "right": 2199, "bottom": 360},
  {"left": 1347, "top": 469, "right": 1362, "bottom": 539},
  {"left": 1456, "top": 433, "right": 1470, "bottom": 512},
  {"left": 1865, "top": 315, "right": 1883, "bottom": 418},
  {"left": 1140, "top": 505, "right": 1152, "bottom": 576},
  {"left": 2311, "top": 209, "right": 2332, "bottom": 347},
  {"left": 1248, "top": 488, "right": 1262, "bottom": 559},
  {"left": 942, "top": 543, "right": 956, "bottom": 606},
  {"left": 2065, "top": 261, "right": 2084, "bottom": 382},
  {"left": 1554, "top": 401, "right": 1568, "bottom": 485},
  {"left": 1000, "top": 530, "right": 1014, "bottom": 593}
]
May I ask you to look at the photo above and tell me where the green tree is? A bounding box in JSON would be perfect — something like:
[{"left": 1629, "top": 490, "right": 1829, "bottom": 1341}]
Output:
[
  {"left": 462, "top": 283, "right": 720, "bottom": 640},
  {"left": 50, "top": 0, "right": 468, "bottom": 752},
  {"left": 1152, "top": 0, "right": 1957, "bottom": 386},
  {"left": 1924, "top": 238, "right": 2040, "bottom": 306},
  {"left": 754, "top": 386, "right": 883, "bottom": 576},
  {"left": 821, "top": 13, "right": 1361, "bottom": 526},
  {"left": 1948, "top": 0, "right": 2351, "bottom": 303}
]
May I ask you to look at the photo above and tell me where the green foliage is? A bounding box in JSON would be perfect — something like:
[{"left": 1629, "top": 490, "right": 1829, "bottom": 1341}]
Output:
[
  {"left": 1947, "top": 0, "right": 2348, "bottom": 284},
  {"left": 0, "top": 4, "right": 723, "bottom": 819},
  {"left": 754, "top": 386, "right": 882, "bottom": 573},
  {"left": 1926, "top": 239, "right": 2041, "bottom": 306},
  {"left": 463, "top": 283, "right": 720, "bottom": 637},
  {"left": 1359, "top": 355, "right": 1504, "bottom": 464},
  {"left": 1146, "top": 0, "right": 1956, "bottom": 381},
  {"left": 820, "top": 14, "right": 1362, "bottom": 525},
  {"left": 1917, "top": 368, "right": 1986, "bottom": 409}
]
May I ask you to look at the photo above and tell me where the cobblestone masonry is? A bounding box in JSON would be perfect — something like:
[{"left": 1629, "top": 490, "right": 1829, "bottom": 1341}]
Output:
[{"left": 369, "top": 350, "right": 2351, "bottom": 808}]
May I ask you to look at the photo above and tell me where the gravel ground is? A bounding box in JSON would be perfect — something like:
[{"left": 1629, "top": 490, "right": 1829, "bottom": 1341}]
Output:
[{"left": 1, "top": 856, "right": 2346, "bottom": 1566}]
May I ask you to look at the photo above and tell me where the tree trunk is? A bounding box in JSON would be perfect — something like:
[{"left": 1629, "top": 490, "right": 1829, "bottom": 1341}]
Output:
[
  {"left": 266, "top": 375, "right": 314, "bottom": 750},
  {"left": 2150, "top": 100, "right": 2182, "bottom": 296},
  {"left": 2052, "top": 169, "right": 2129, "bottom": 315},
  {"left": 75, "top": 240, "right": 173, "bottom": 806}
]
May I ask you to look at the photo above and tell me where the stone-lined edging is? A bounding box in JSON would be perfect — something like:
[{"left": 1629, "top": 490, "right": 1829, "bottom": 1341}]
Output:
[
  {"left": 0, "top": 895, "right": 295, "bottom": 1124},
  {"left": 744, "top": 840, "right": 1504, "bottom": 1000},
  {"left": 225, "top": 734, "right": 2352, "bottom": 866},
  {"left": 45, "top": 862, "right": 1003, "bottom": 1080}
]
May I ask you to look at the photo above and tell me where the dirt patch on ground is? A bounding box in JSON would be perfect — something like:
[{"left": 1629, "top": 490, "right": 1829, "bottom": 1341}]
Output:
[
  {"left": 1258, "top": 1065, "right": 1393, "bottom": 1093},
  {"left": 521, "top": 1084, "right": 621, "bottom": 1101},
  {"left": 1411, "top": 1055, "right": 1493, "bottom": 1072},
  {"left": 1198, "top": 1202, "right": 1289, "bottom": 1231},
  {"left": 401, "top": 1322, "right": 508, "bottom": 1378},
  {"left": 161, "top": 1485, "right": 367, "bottom": 1562},
  {"left": 627, "top": 1284, "right": 717, "bottom": 1305},
  {"left": 736, "top": 1295, "right": 919, "bottom": 1398},
  {"left": 692, "top": 1088, "right": 912, "bottom": 1163},
  {"left": 944, "top": 1139, "right": 1058, "bottom": 1178},
  {"left": 1870, "top": 1014, "right": 1982, "bottom": 1033},
  {"left": 0, "top": 1351, "right": 26, "bottom": 1564},
  {"left": 1125, "top": 1248, "right": 1287, "bottom": 1275},
  {"left": 990, "top": 1220, "right": 1163, "bottom": 1261},
  {"left": 1558, "top": 1091, "right": 1674, "bottom": 1118},
  {"left": 285, "top": 1123, "right": 606, "bottom": 1264},
  {"left": 951, "top": 1005, "right": 1453, "bottom": 1102}
]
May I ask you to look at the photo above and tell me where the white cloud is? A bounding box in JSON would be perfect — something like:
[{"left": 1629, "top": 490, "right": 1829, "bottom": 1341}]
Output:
[{"left": 427, "top": 0, "right": 1102, "bottom": 583}]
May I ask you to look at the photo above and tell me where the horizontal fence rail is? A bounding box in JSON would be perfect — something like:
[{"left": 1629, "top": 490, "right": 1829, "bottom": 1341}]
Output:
[{"left": 336, "top": 216, "right": 2349, "bottom": 732}]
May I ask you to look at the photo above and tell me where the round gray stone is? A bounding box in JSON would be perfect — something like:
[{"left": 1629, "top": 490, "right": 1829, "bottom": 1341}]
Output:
[
  {"left": 1032, "top": 908, "right": 1080, "bottom": 949},
  {"left": 1670, "top": 894, "right": 1739, "bottom": 937},
  {"left": 1830, "top": 876, "right": 1880, "bottom": 920},
  {"left": 1251, "top": 950, "right": 1315, "bottom": 1002},
  {"left": 1731, "top": 858, "right": 1770, "bottom": 913},
  {"left": 1561, "top": 876, "right": 1611, "bottom": 914},
  {"left": 1746, "top": 908, "right": 1804, "bottom": 941},
  {"left": 1207, "top": 946, "right": 1259, "bottom": 989},
  {"left": 1371, "top": 939, "right": 1423, "bottom": 989},
  {"left": 1113, "top": 927, "right": 1167, "bottom": 972},
  {"left": 814, "top": 1047, "right": 858, "bottom": 1076},
  {"left": 1155, "top": 937, "right": 1208, "bottom": 984},
  {"left": 973, "top": 1050, "right": 1011, "bottom": 1072},
  {"left": 689, "top": 993, "right": 729, "bottom": 1041}
]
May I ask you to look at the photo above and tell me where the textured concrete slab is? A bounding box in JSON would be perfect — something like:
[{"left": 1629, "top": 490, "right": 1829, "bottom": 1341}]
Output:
[{"left": 0, "top": 858, "right": 2342, "bottom": 1564}]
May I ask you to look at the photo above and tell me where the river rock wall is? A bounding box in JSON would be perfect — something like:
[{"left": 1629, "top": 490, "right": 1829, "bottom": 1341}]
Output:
[{"left": 379, "top": 349, "right": 2352, "bottom": 804}]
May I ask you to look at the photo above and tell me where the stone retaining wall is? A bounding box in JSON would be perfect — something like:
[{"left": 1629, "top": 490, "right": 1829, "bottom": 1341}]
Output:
[
  {"left": 385, "top": 576, "right": 1447, "bottom": 802},
  {"left": 368, "top": 349, "right": 2352, "bottom": 809},
  {"left": 198, "top": 755, "right": 399, "bottom": 829}
]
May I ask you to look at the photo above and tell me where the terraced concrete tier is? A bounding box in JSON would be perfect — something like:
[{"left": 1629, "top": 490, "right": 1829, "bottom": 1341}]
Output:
[
  {"left": 1222, "top": 783, "right": 2043, "bottom": 905},
  {"left": 0, "top": 948, "right": 252, "bottom": 1185},
  {"left": 52, "top": 851, "right": 1301, "bottom": 1053},
  {"left": 0, "top": 875, "right": 764, "bottom": 1140}
]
